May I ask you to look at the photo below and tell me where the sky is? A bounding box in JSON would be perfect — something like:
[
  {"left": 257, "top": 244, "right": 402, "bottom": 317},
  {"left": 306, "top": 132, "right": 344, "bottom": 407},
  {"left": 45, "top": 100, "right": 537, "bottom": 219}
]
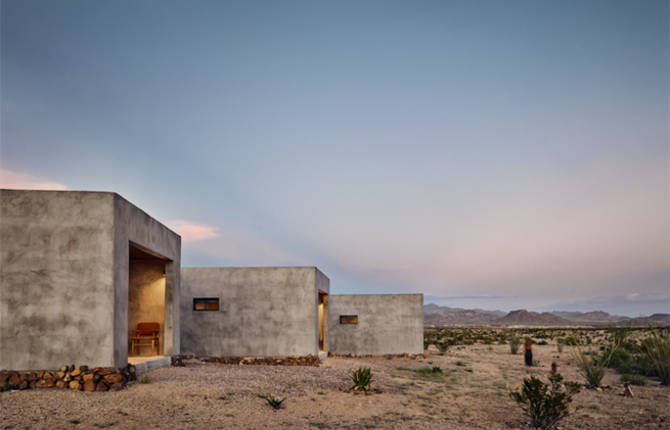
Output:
[{"left": 1, "top": 0, "right": 668, "bottom": 316}]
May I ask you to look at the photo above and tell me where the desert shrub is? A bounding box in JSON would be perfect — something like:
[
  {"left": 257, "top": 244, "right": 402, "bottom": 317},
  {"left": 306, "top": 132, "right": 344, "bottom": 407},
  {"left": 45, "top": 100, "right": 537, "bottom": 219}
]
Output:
[
  {"left": 640, "top": 333, "right": 670, "bottom": 385},
  {"left": 573, "top": 346, "right": 616, "bottom": 388},
  {"left": 510, "top": 372, "right": 580, "bottom": 430},
  {"left": 537, "top": 340, "right": 548, "bottom": 346},
  {"left": 415, "top": 366, "right": 441, "bottom": 374},
  {"left": 620, "top": 374, "right": 647, "bottom": 386},
  {"left": 139, "top": 374, "right": 151, "bottom": 384},
  {"left": 350, "top": 367, "right": 373, "bottom": 392},
  {"left": 510, "top": 336, "right": 521, "bottom": 354},
  {"left": 258, "top": 394, "right": 285, "bottom": 409},
  {"left": 561, "top": 336, "right": 580, "bottom": 346},
  {"left": 556, "top": 340, "right": 563, "bottom": 353},
  {"left": 603, "top": 347, "right": 635, "bottom": 374}
]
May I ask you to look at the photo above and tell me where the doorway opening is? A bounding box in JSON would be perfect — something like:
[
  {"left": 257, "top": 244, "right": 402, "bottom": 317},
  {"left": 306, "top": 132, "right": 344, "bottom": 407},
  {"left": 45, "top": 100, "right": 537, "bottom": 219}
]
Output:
[
  {"left": 128, "top": 242, "right": 168, "bottom": 364},
  {"left": 318, "top": 291, "right": 328, "bottom": 352}
]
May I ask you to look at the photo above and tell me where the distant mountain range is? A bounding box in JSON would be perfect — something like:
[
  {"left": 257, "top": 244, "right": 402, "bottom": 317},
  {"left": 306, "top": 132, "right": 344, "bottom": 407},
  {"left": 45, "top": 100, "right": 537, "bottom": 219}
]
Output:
[{"left": 424, "top": 304, "right": 670, "bottom": 327}]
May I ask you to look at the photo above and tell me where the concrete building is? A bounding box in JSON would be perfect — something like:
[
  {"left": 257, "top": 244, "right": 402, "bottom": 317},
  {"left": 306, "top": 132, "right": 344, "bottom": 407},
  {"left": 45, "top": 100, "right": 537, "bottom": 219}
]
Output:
[
  {"left": 0, "top": 190, "right": 181, "bottom": 371},
  {"left": 328, "top": 294, "right": 424, "bottom": 355},
  {"left": 180, "top": 267, "right": 329, "bottom": 357},
  {"left": 1, "top": 189, "right": 424, "bottom": 371}
]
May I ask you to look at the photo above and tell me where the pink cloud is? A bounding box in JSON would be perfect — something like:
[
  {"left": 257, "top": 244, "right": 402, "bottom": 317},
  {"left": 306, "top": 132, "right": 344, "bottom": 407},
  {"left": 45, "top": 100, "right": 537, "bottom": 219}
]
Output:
[
  {"left": 168, "top": 220, "right": 220, "bottom": 242},
  {"left": 0, "top": 169, "right": 68, "bottom": 190}
]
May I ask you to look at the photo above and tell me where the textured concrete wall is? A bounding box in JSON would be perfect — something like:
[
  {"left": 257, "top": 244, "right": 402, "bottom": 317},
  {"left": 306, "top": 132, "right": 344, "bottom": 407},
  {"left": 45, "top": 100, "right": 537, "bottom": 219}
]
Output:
[
  {"left": 128, "top": 260, "right": 165, "bottom": 356},
  {"left": 328, "top": 294, "right": 424, "bottom": 355},
  {"left": 0, "top": 190, "right": 116, "bottom": 370},
  {"left": 180, "top": 267, "right": 329, "bottom": 357},
  {"left": 0, "top": 190, "right": 181, "bottom": 370},
  {"left": 112, "top": 194, "right": 181, "bottom": 367}
]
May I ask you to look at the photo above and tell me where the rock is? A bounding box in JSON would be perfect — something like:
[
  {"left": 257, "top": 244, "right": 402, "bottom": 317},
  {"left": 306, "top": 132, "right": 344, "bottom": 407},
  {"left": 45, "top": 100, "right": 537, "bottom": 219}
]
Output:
[
  {"left": 95, "top": 381, "right": 109, "bottom": 392},
  {"left": 55, "top": 380, "right": 67, "bottom": 389},
  {"left": 35, "top": 379, "right": 54, "bottom": 388},
  {"left": 103, "top": 373, "right": 124, "bottom": 384},
  {"left": 83, "top": 379, "right": 96, "bottom": 392},
  {"left": 108, "top": 383, "right": 124, "bottom": 391},
  {"left": 8, "top": 373, "right": 21, "bottom": 386},
  {"left": 71, "top": 368, "right": 82, "bottom": 377},
  {"left": 83, "top": 373, "right": 95, "bottom": 382},
  {"left": 69, "top": 381, "right": 81, "bottom": 391}
]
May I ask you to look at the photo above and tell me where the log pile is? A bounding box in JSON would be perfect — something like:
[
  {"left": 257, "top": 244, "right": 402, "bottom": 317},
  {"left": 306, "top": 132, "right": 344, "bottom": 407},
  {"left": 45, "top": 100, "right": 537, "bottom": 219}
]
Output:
[
  {"left": 0, "top": 364, "right": 136, "bottom": 392},
  {"left": 196, "top": 354, "right": 321, "bottom": 367}
]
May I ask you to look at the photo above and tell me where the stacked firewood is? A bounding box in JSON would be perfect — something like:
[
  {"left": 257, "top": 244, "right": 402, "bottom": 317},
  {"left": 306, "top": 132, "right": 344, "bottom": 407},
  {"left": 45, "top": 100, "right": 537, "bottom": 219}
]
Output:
[
  {"left": 0, "top": 364, "right": 136, "bottom": 392},
  {"left": 198, "top": 354, "right": 321, "bottom": 367}
]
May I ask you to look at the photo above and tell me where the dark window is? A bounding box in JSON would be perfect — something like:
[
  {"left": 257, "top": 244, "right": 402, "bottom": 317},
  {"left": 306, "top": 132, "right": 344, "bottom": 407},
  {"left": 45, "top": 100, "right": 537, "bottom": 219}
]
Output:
[
  {"left": 339, "top": 315, "right": 358, "bottom": 324},
  {"left": 193, "top": 297, "right": 219, "bottom": 311}
]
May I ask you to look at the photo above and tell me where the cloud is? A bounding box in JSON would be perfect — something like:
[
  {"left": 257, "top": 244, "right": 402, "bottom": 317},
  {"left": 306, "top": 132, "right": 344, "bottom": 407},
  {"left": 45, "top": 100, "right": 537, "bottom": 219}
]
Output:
[
  {"left": 0, "top": 169, "right": 67, "bottom": 190},
  {"left": 167, "top": 220, "right": 220, "bottom": 242}
]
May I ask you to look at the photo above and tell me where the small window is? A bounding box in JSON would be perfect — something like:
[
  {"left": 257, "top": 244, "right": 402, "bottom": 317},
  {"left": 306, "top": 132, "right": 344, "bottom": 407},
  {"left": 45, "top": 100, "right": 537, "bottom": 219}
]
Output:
[
  {"left": 193, "top": 297, "right": 219, "bottom": 311},
  {"left": 339, "top": 315, "right": 358, "bottom": 324}
]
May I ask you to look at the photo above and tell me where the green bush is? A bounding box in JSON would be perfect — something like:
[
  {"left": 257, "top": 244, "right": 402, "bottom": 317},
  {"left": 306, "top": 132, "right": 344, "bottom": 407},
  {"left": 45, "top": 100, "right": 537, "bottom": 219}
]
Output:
[
  {"left": 139, "top": 374, "right": 151, "bottom": 384},
  {"left": 350, "top": 367, "right": 373, "bottom": 392},
  {"left": 640, "top": 333, "right": 670, "bottom": 385},
  {"left": 620, "top": 374, "right": 646, "bottom": 386},
  {"left": 510, "top": 372, "right": 580, "bottom": 430}
]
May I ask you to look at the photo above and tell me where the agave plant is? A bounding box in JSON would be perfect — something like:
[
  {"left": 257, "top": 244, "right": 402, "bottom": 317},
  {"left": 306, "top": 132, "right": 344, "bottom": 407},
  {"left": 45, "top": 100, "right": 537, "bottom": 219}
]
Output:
[
  {"left": 258, "top": 394, "right": 286, "bottom": 410},
  {"left": 350, "top": 367, "right": 373, "bottom": 392}
]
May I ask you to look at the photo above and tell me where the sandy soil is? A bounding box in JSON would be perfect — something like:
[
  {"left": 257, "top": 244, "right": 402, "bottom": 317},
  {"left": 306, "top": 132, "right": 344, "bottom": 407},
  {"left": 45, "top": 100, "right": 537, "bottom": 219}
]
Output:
[{"left": 1, "top": 345, "right": 669, "bottom": 429}]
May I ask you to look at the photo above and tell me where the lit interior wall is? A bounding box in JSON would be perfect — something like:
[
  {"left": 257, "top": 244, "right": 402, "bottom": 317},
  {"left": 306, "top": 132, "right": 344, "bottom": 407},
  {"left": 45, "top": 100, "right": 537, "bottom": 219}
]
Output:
[
  {"left": 318, "top": 293, "right": 328, "bottom": 351},
  {"left": 128, "top": 260, "right": 165, "bottom": 356}
]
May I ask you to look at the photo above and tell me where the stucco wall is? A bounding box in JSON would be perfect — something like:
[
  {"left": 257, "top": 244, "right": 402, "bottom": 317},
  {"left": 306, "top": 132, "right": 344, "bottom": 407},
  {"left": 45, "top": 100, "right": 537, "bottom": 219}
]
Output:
[
  {"left": 328, "top": 294, "right": 424, "bottom": 355},
  {"left": 0, "top": 190, "right": 181, "bottom": 370},
  {"left": 112, "top": 194, "right": 181, "bottom": 367},
  {"left": 0, "top": 190, "right": 116, "bottom": 370},
  {"left": 180, "top": 267, "right": 329, "bottom": 357}
]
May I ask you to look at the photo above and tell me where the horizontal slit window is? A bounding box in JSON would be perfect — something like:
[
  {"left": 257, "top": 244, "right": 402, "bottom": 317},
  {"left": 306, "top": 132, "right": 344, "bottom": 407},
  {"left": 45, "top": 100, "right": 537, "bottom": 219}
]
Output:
[
  {"left": 339, "top": 315, "right": 358, "bottom": 324},
  {"left": 193, "top": 297, "right": 219, "bottom": 311}
]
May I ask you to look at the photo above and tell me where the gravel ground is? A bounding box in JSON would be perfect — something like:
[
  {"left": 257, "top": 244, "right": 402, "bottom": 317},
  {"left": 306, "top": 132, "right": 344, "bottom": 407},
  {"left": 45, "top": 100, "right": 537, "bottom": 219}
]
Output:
[{"left": 1, "top": 346, "right": 669, "bottom": 429}]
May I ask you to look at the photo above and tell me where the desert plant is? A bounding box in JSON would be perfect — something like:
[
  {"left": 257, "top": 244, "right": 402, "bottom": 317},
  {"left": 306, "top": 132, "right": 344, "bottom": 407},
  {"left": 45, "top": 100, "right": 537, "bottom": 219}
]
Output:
[
  {"left": 510, "top": 336, "right": 521, "bottom": 354},
  {"left": 139, "top": 374, "right": 152, "bottom": 384},
  {"left": 414, "top": 366, "right": 443, "bottom": 379},
  {"left": 258, "top": 394, "right": 285, "bottom": 410},
  {"left": 350, "top": 367, "right": 373, "bottom": 392},
  {"left": 640, "top": 332, "right": 670, "bottom": 385},
  {"left": 556, "top": 340, "right": 563, "bottom": 353},
  {"left": 620, "top": 374, "right": 647, "bottom": 386},
  {"left": 509, "top": 372, "right": 580, "bottom": 430},
  {"left": 572, "top": 346, "right": 616, "bottom": 388}
]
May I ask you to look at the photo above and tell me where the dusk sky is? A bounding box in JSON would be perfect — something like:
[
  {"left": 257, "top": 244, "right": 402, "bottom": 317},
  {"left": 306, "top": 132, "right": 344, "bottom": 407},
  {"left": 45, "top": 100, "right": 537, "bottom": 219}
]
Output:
[{"left": 1, "top": 0, "right": 668, "bottom": 316}]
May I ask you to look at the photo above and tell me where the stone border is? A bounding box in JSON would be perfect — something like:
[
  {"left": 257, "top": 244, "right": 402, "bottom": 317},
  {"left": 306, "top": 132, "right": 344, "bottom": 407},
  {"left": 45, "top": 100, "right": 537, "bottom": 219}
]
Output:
[
  {"left": 0, "top": 364, "right": 136, "bottom": 392},
  {"left": 173, "top": 354, "right": 321, "bottom": 367}
]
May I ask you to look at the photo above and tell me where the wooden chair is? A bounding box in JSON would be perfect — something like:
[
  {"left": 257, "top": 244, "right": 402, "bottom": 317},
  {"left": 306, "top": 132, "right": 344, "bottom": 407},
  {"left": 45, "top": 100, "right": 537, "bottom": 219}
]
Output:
[{"left": 131, "top": 322, "right": 160, "bottom": 355}]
